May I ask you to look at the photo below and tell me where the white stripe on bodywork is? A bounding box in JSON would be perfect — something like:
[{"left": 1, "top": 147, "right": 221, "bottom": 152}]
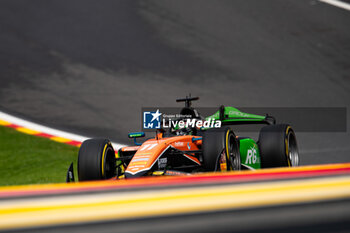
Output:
[{"left": 132, "top": 158, "right": 150, "bottom": 162}]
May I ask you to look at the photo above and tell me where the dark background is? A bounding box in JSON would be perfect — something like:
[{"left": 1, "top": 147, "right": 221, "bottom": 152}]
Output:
[{"left": 0, "top": 0, "right": 349, "bottom": 164}]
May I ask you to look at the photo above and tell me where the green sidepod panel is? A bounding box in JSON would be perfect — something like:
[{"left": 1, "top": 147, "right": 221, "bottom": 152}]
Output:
[{"left": 239, "top": 138, "right": 261, "bottom": 170}]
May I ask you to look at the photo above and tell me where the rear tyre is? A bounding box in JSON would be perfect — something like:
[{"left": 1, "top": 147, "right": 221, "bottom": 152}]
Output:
[
  {"left": 202, "top": 127, "right": 241, "bottom": 171},
  {"left": 78, "top": 138, "right": 116, "bottom": 181},
  {"left": 258, "top": 124, "right": 299, "bottom": 168}
]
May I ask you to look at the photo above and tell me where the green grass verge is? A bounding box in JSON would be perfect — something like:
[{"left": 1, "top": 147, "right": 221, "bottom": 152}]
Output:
[{"left": 0, "top": 125, "right": 78, "bottom": 186}]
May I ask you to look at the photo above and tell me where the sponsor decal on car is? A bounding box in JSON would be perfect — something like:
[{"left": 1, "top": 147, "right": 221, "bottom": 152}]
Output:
[
  {"left": 174, "top": 141, "right": 184, "bottom": 147},
  {"left": 132, "top": 158, "right": 149, "bottom": 162},
  {"left": 158, "top": 157, "right": 167, "bottom": 169},
  {"left": 122, "top": 146, "right": 140, "bottom": 151},
  {"left": 129, "top": 161, "right": 148, "bottom": 166},
  {"left": 228, "top": 110, "right": 252, "bottom": 117},
  {"left": 245, "top": 146, "right": 260, "bottom": 164}
]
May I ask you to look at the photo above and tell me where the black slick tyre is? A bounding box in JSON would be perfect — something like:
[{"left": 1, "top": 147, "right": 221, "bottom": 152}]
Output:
[
  {"left": 202, "top": 127, "right": 241, "bottom": 171},
  {"left": 258, "top": 124, "right": 299, "bottom": 168},
  {"left": 78, "top": 138, "right": 116, "bottom": 181}
]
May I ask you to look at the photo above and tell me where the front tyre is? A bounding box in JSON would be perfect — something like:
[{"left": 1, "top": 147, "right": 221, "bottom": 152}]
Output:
[
  {"left": 202, "top": 127, "right": 241, "bottom": 172},
  {"left": 258, "top": 124, "right": 299, "bottom": 168},
  {"left": 78, "top": 138, "right": 116, "bottom": 181}
]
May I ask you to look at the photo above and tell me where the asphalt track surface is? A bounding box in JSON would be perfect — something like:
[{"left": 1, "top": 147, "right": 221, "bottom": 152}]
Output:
[{"left": 0, "top": 1, "right": 350, "bottom": 232}]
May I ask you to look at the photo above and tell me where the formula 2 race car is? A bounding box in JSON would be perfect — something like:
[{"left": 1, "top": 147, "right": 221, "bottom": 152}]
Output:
[{"left": 66, "top": 96, "right": 299, "bottom": 182}]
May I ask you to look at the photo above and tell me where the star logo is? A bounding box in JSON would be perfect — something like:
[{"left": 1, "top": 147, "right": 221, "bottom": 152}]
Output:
[
  {"left": 143, "top": 109, "right": 162, "bottom": 129},
  {"left": 151, "top": 109, "right": 162, "bottom": 122}
]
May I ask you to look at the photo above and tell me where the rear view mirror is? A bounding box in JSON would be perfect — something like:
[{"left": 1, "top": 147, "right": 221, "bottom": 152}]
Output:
[
  {"left": 128, "top": 132, "right": 145, "bottom": 138},
  {"left": 128, "top": 132, "right": 145, "bottom": 146}
]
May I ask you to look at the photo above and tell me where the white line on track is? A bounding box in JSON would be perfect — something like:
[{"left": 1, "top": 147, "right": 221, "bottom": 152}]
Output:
[
  {"left": 319, "top": 0, "right": 350, "bottom": 11},
  {"left": 0, "top": 111, "right": 126, "bottom": 150}
]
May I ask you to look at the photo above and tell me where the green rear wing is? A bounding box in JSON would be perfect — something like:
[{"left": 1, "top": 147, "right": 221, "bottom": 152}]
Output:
[{"left": 206, "top": 106, "right": 276, "bottom": 126}]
